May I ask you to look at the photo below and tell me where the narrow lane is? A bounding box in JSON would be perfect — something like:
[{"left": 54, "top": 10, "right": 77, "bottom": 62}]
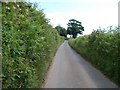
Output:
[{"left": 44, "top": 41, "right": 118, "bottom": 88}]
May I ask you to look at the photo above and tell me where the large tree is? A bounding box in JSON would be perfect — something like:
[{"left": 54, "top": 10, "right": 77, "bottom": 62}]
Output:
[
  {"left": 67, "top": 19, "right": 84, "bottom": 38},
  {"left": 55, "top": 25, "right": 67, "bottom": 37}
]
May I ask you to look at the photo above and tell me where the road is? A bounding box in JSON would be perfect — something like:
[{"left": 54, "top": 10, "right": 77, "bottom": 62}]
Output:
[{"left": 44, "top": 41, "right": 118, "bottom": 88}]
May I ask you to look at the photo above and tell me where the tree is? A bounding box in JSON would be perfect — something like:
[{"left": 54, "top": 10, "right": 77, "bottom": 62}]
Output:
[
  {"left": 55, "top": 25, "right": 67, "bottom": 37},
  {"left": 67, "top": 19, "right": 84, "bottom": 38}
]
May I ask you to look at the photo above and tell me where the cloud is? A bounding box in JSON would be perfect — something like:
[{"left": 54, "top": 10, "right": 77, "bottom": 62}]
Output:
[
  {"left": 28, "top": 0, "right": 119, "bottom": 34},
  {"left": 29, "top": 0, "right": 119, "bottom": 4},
  {"left": 45, "top": 6, "right": 118, "bottom": 35}
]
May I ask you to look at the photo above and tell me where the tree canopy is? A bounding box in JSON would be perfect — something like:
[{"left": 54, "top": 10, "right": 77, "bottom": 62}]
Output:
[
  {"left": 55, "top": 25, "right": 67, "bottom": 38},
  {"left": 67, "top": 19, "right": 84, "bottom": 38}
]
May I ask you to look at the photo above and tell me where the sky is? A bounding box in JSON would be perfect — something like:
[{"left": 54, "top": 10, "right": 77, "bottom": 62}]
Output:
[{"left": 27, "top": 0, "right": 119, "bottom": 35}]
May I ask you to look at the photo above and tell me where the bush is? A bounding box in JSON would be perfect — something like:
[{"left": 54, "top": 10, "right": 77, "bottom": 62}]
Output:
[
  {"left": 2, "top": 2, "right": 63, "bottom": 88},
  {"left": 69, "top": 28, "right": 120, "bottom": 86}
]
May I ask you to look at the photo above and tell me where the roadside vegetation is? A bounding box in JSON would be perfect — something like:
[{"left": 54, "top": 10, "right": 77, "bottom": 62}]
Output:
[
  {"left": 68, "top": 27, "right": 120, "bottom": 86},
  {"left": 2, "top": 2, "right": 63, "bottom": 88},
  {"left": 2, "top": 1, "right": 120, "bottom": 88}
]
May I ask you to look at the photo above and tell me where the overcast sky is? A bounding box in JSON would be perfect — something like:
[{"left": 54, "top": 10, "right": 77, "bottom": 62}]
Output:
[{"left": 28, "top": 0, "right": 119, "bottom": 35}]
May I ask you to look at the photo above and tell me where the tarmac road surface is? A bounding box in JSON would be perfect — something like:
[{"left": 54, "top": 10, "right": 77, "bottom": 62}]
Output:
[{"left": 44, "top": 41, "right": 118, "bottom": 88}]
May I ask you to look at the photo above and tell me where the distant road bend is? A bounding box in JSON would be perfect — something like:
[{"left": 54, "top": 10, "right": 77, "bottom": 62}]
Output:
[{"left": 44, "top": 41, "right": 118, "bottom": 88}]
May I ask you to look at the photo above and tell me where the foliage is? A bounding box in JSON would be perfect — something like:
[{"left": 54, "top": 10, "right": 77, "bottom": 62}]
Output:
[
  {"left": 2, "top": 2, "right": 63, "bottom": 88},
  {"left": 55, "top": 25, "right": 67, "bottom": 38},
  {"left": 68, "top": 27, "right": 120, "bottom": 86},
  {"left": 67, "top": 19, "right": 84, "bottom": 38}
]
